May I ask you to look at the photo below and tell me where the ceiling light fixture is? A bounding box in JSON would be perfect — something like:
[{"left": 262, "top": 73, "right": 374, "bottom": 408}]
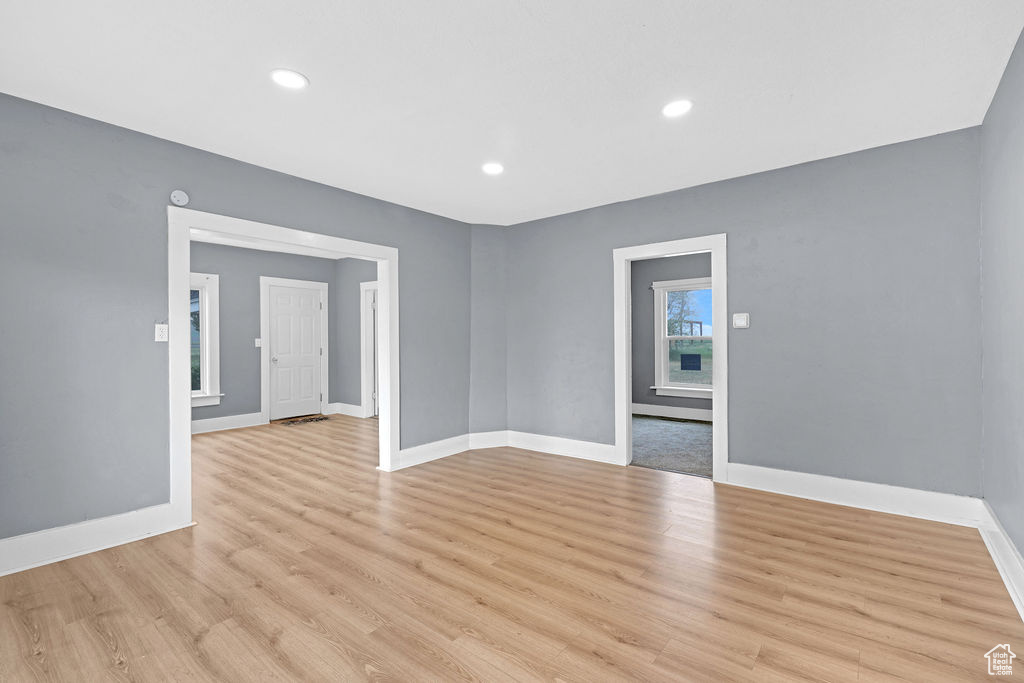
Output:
[
  {"left": 270, "top": 68, "right": 309, "bottom": 90},
  {"left": 662, "top": 99, "right": 693, "bottom": 118},
  {"left": 482, "top": 162, "right": 504, "bottom": 176}
]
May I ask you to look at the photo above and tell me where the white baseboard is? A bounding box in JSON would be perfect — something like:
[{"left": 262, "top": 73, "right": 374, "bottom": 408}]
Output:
[
  {"left": 324, "top": 402, "right": 366, "bottom": 418},
  {"left": 389, "top": 430, "right": 622, "bottom": 471},
  {"left": 472, "top": 430, "right": 620, "bottom": 464},
  {"left": 631, "top": 402, "right": 712, "bottom": 422},
  {"left": 979, "top": 502, "right": 1024, "bottom": 622},
  {"left": 506, "top": 431, "right": 620, "bottom": 464},
  {"left": 468, "top": 431, "right": 511, "bottom": 449},
  {"left": 0, "top": 503, "right": 193, "bottom": 578},
  {"left": 191, "top": 412, "right": 265, "bottom": 434},
  {"left": 390, "top": 433, "right": 471, "bottom": 470},
  {"left": 725, "top": 463, "right": 988, "bottom": 528}
]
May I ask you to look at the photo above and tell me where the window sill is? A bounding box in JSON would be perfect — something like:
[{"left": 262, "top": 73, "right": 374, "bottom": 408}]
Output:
[
  {"left": 651, "top": 385, "right": 712, "bottom": 399},
  {"left": 191, "top": 393, "right": 224, "bottom": 407}
]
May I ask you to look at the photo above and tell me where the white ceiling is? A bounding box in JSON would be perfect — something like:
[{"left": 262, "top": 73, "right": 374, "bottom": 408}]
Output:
[{"left": 2, "top": 2, "right": 1023, "bottom": 225}]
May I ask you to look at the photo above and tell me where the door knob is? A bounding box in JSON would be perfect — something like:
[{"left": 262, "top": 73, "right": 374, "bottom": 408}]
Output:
[{"left": 271, "top": 356, "right": 279, "bottom": 363}]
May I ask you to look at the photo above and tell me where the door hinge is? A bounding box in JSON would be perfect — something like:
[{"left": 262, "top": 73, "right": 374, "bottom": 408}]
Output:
[
  {"left": 319, "top": 301, "right": 323, "bottom": 310},
  {"left": 320, "top": 347, "right": 323, "bottom": 356}
]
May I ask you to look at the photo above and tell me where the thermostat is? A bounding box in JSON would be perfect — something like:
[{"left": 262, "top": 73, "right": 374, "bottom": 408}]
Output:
[{"left": 170, "top": 190, "right": 190, "bottom": 206}]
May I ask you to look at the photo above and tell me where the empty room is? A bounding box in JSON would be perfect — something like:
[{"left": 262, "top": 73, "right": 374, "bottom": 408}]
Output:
[{"left": 3, "top": 2, "right": 1024, "bottom": 681}]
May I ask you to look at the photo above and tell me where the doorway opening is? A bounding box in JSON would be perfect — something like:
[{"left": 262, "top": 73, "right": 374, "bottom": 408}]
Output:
[
  {"left": 168, "top": 207, "right": 401, "bottom": 530},
  {"left": 629, "top": 258, "right": 713, "bottom": 477},
  {"left": 612, "top": 234, "right": 728, "bottom": 481}
]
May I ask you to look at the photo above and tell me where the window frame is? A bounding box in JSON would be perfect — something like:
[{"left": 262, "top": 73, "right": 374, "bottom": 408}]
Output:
[
  {"left": 190, "top": 272, "right": 222, "bottom": 407},
  {"left": 651, "top": 277, "right": 713, "bottom": 398}
]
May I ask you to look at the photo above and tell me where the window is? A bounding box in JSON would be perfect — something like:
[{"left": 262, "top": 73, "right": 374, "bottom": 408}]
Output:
[
  {"left": 652, "top": 277, "right": 712, "bottom": 398},
  {"left": 190, "top": 273, "right": 221, "bottom": 407}
]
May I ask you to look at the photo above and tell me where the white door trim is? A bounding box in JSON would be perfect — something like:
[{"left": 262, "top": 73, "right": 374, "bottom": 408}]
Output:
[
  {"left": 613, "top": 233, "right": 728, "bottom": 479},
  {"left": 170, "top": 206, "right": 402, "bottom": 538},
  {"left": 360, "top": 281, "right": 379, "bottom": 418},
  {"left": 260, "top": 276, "right": 329, "bottom": 421}
]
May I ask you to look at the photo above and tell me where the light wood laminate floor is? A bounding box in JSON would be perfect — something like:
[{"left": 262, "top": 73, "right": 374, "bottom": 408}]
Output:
[{"left": 1, "top": 415, "right": 1021, "bottom": 681}]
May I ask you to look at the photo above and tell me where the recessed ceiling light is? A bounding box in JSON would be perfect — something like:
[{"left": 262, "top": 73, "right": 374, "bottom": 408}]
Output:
[
  {"left": 482, "top": 162, "right": 504, "bottom": 176},
  {"left": 270, "top": 69, "right": 309, "bottom": 90},
  {"left": 662, "top": 99, "right": 693, "bottom": 118}
]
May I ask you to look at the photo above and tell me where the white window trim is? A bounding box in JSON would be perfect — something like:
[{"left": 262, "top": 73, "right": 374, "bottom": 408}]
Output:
[
  {"left": 652, "top": 276, "right": 712, "bottom": 398},
  {"left": 190, "top": 272, "right": 221, "bottom": 407}
]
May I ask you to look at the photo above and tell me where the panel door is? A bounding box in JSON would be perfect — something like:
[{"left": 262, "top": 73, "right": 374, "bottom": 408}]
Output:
[{"left": 269, "top": 285, "right": 322, "bottom": 419}]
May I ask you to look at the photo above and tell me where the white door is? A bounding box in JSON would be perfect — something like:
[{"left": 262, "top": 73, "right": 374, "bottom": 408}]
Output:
[{"left": 269, "top": 284, "right": 323, "bottom": 419}]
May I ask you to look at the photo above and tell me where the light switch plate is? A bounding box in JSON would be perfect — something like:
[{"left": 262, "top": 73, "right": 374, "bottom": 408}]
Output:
[
  {"left": 732, "top": 313, "right": 750, "bottom": 329},
  {"left": 254, "top": 338, "right": 262, "bottom": 348},
  {"left": 154, "top": 323, "right": 169, "bottom": 342}
]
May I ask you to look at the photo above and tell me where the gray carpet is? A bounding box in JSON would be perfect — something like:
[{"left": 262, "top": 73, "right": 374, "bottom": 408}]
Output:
[{"left": 631, "top": 415, "right": 712, "bottom": 478}]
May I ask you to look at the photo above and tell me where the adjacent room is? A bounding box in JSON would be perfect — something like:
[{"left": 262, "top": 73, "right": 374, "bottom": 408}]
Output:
[
  {"left": 2, "top": 2, "right": 1024, "bottom": 681},
  {"left": 188, "top": 242, "right": 379, "bottom": 431},
  {"left": 630, "top": 252, "right": 715, "bottom": 477}
]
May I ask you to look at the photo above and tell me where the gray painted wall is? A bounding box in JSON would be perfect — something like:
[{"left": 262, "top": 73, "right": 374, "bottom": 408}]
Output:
[
  {"left": 189, "top": 243, "right": 362, "bottom": 420},
  {"left": 469, "top": 226, "right": 508, "bottom": 433},
  {"left": 0, "top": 86, "right": 1006, "bottom": 542},
  {"left": 630, "top": 253, "right": 713, "bottom": 412},
  {"left": 0, "top": 92, "right": 471, "bottom": 539},
  {"left": 506, "top": 128, "right": 983, "bottom": 496},
  {"left": 332, "top": 258, "right": 379, "bottom": 407},
  {"left": 981, "top": 30, "right": 1024, "bottom": 550}
]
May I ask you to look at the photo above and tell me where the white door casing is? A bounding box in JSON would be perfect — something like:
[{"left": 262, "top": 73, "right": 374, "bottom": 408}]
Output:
[
  {"left": 373, "top": 295, "right": 379, "bottom": 417},
  {"left": 170, "top": 206, "right": 400, "bottom": 543},
  {"left": 262, "top": 277, "right": 329, "bottom": 420},
  {"left": 612, "top": 233, "right": 728, "bottom": 479},
  {"left": 360, "top": 281, "right": 379, "bottom": 418}
]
